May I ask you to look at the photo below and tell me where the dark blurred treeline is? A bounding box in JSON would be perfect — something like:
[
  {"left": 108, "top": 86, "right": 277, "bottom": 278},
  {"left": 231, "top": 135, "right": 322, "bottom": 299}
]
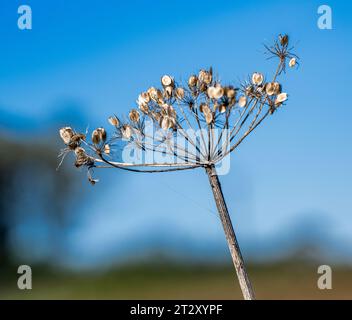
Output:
[{"left": 0, "top": 133, "right": 77, "bottom": 269}]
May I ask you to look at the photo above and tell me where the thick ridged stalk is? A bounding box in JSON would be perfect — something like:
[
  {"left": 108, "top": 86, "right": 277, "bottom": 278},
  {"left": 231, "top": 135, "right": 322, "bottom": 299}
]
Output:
[{"left": 205, "top": 165, "right": 255, "bottom": 300}]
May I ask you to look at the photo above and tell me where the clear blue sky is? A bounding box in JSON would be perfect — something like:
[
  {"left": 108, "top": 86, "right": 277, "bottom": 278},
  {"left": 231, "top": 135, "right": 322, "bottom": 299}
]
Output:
[{"left": 1, "top": 0, "right": 351, "bottom": 266}]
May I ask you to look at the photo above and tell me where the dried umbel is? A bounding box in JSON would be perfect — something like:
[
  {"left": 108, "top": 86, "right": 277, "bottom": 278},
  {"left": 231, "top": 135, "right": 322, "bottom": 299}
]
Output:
[{"left": 58, "top": 34, "right": 299, "bottom": 300}]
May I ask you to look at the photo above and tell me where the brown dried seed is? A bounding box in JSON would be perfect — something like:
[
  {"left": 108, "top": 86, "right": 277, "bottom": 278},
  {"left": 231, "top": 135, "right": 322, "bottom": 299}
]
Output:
[
  {"left": 238, "top": 96, "right": 247, "bottom": 107},
  {"left": 198, "top": 69, "right": 212, "bottom": 84},
  {"left": 275, "top": 92, "right": 288, "bottom": 104},
  {"left": 188, "top": 75, "right": 198, "bottom": 88},
  {"left": 92, "top": 128, "right": 107, "bottom": 144},
  {"left": 121, "top": 124, "right": 132, "bottom": 139},
  {"left": 129, "top": 109, "right": 140, "bottom": 122},
  {"left": 205, "top": 112, "right": 213, "bottom": 124},
  {"left": 218, "top": 104, "right": 227, "bottom": 113},
  {"left": 108, "top": 116, "right": 119, "bottom": 126},
  {"left": 161, "top": 75, "right": 174, "bottom": 87},
  {"left": 59, "top": 127, "right": 74, "bottom": 144},
  {"left": 199, "top": 103, "right": 210, "bottom": 114},
  {"left": 104, "top": 144, "right": 110, "bottom": 154},
  {"left": 252, "top": 72, "right": 264, "bottom": 85},
  {"left": 289, "top": 58, "right": 296, "bottom": 68},
  {"left": 175, "top": 87, "right": 185, "bottom": 100}
]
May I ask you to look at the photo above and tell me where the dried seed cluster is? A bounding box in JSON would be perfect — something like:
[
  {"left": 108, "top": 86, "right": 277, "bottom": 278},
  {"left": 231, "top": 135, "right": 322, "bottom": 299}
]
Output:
[{"left": 58, "top": 34, "right": 298, "bottom": 184}]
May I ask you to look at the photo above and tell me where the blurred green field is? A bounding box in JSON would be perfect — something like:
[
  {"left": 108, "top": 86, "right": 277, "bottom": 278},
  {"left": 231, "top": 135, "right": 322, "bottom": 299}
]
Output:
[{"left": 1, "top": 261, "right": 351, "bottom": 300}]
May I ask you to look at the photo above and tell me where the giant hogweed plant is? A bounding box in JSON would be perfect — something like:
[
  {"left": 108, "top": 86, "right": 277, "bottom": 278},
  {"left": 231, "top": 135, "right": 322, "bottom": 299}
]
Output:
[{"left": 58, "top": 35, "right": 298, "bottom": 300}]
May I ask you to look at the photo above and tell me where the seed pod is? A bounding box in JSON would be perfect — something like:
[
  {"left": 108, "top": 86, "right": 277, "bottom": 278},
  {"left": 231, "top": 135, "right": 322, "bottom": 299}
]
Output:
[
  {"left": 289, "top": 58, "right": 296, "bottom": 68},
  {"left": 129, "top": 109, "right": 140, "bottom": 122},
  {"left": 226, "top": 87, "right": 236, "bottom": 99},
  {"left": 188, "top": 75, "right": 198, "bottom": 88},
  {"left": 207, "top": 86, "right": 216, "bottom": 99},
  {"left": 205, "top": 112, "right": 213, "bottom": 124},
  {"left": 139, "top": 103, "right": 149, "bottom": 114},
  {"left": 279, "top": 34, "right": 289, "bottom": 46},
  {"left": 199, "top": 103, "right": 210, "bottom": 115},
  {"left": 92, "top": 128, "right": 107, "bottom": 144},
  {"left": 175, "top": 87, "right": 185, "bottom": 100},
  {"left": 218, "top": 104, "right": 227, "bottom": 113},
  {"left": 121, "top": 124, "right": 132, "bottom": 139},
  {"left": 92, "top": 129, "right": 100, "bottom": 144},
  {"left": 147, "top": 87, "right": 163, "bottom": 103},
  {"left": 245, "top": 85, "right": 254, "bottom": 96},
  {"left": 74, "top": 147, "right": 90, "bottom": 167},
  {"left": 213, "top": 84, "right": 224, "bottom": 99},
  {"left": 238, "top": 96, "right": 247, "bottom": 107},
  {"left": 108, "top": 116, "right": 120, "bottom": 126},
  {"left": 275, "top": 92, "right": 288, "bottom": 104},
  {"left": 252, "top": 72, "right": 264, "bottom": 85},
  {"left": 104, "top": 144, "right": 110, "bottom": 154},
  {"left": 137, "top": 92, "right": 150, "bottom": 109},
  {"left": 59, "top": 127, "right": 74, "bottom": 144},
  {"left": 163, "top": 86, "right": 173, "bottom": 99},
  {"left": 161, "top": 75, "right": 174, "bottom": 88},
  {"left": 198, "top": 69, "right": 212, "bottom": 84}
]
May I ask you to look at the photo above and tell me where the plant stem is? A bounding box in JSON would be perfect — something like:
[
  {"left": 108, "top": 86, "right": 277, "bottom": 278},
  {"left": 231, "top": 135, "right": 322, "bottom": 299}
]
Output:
[{"left": 205, "top": 165, "right": 255, "bottom": 300}]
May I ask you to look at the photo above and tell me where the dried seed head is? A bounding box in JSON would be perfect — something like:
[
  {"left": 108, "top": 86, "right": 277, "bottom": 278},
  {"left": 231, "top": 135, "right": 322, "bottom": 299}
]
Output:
[
  {"left": 275, "top": 92, "right": 288, "bottom": 105},
  {"left": 104, "top": 144, "right": 110, "bottom": 154},
  {"left": 188, "top": 75, "right": 198, "bottom": 88},
  {"left": 161, "top": 75, "right": 174, "bottom": 87},
  {"left": 238, "top": 96, "right": 247, "bottom": 107},
  {"left": 198, "top": 69, "right": 212, "bottom": 84},
  {"left": 252, "top": 72, "right": 264, "bottom": 85},
  {"left": 129, "top": 109, "right": 140, "bottom": 122},
  {"left": 121, "top": 124, "right": 132, "bottom": 139},
  {"left": 175, "top": 87, "right": 185, "bottom": 100},
  {"left": 289, "top": 58, "right": 296, "bottom": 68},
  {"left": 59, "top": 127, "right": 74, "bottom": 144},
  {"left": 108, "top": 116, "right": 120, "bottom": 126},
  {"left": 92, "top": 127, "right": 107, "bottom": 144},
  {"left": 265, "top": 82, "right": 281, "bottom": 96}
]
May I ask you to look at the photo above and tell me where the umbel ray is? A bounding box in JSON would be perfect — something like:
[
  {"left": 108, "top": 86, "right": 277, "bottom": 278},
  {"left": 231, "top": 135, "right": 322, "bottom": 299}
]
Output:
[{"left": 58, "top": 34, "right": 298, "bottom": 300}]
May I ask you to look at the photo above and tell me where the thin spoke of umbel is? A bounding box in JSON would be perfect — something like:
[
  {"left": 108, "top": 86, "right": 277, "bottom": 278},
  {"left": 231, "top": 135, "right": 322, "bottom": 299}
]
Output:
[{"left": 205, "top": 165, "right": 255, "bottom": 300}]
